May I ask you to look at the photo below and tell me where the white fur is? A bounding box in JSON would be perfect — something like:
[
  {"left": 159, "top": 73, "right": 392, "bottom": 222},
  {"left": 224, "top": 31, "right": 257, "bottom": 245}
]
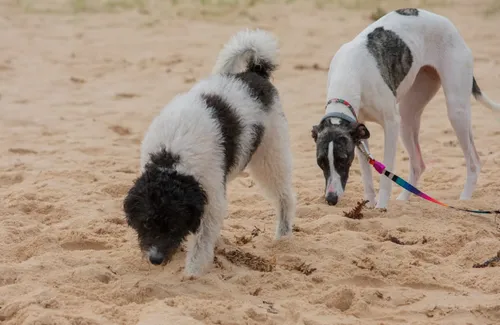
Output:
[
  {"left": 475, "top": 91, "right": 500, "bottom": 111},
  {"left": 212, "top": 28, "right": 279, "bottom": 75},
  {"left": 326, "top": 141, "right": 344, "bottom": 198},
  {"left": 324, "top": 9, "right": 500, "bottom": 209},
  {"left": 140, "top": 29, "right": 295, "bottom": 277}
]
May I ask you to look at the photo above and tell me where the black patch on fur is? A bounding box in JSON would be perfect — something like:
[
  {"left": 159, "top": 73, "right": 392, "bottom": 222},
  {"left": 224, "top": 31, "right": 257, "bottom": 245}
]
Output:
[
  {"left": 243, "top": 123, "right": 265, "bottom": 168},
  {"left": 234, "top": 72, "right": 277, "bottom": 111},
  {"left": 123, "top": 153, "right": 208, "bottom": 263},
  {"left": 247, "top": 60, "right": 277, "bottom": 79},
  {"left": 366, "top": 27, "right": 413, "bottom": 96},
  {"left": 202, "top": 93, "right": 243, "bottom": 180},
  {"left": 395, "top": 8, "right": 419, "bottom": 16},
  {"left": 149, "top": 147, "right": 180, "bottom": 169},
  {"left": 472, "top": 76, "right": 482, "bottom": 99}
]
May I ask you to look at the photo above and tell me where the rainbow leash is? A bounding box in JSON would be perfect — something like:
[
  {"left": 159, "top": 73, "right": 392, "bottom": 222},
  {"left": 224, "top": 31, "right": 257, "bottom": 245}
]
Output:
[{"left": 357, "top": 142, "right": 500, "bottom": 215}]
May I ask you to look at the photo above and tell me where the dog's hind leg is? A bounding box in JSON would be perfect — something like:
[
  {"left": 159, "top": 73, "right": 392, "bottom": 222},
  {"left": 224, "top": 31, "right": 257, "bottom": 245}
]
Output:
[
  {"left": 247, "top": 111, "right": 296, "bottom": 239},
  {"left": 441, "top": 53, "right": 481, "bottom": 200},
  {"left": 397, "top": 66, "right": 441, "bottom": 201}
]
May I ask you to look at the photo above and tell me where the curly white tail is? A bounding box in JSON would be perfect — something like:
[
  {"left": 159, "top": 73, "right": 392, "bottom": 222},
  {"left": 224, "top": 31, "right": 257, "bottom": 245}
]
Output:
[{"left": 212, "top": 29, "right": 279, "bottom": 79}]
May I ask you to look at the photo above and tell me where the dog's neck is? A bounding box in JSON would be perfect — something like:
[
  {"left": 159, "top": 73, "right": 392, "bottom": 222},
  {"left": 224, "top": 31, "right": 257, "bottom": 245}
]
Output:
[
  {"left": 322, "top": 97, "right": 359, "bottom": 126},
  {"left": 324, "top": 76, "right": 361, "bottom": 125}
]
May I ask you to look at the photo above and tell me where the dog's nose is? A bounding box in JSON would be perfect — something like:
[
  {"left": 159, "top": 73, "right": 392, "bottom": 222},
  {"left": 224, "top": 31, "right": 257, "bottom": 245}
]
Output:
[
  {"left": 149, "top": 254, "right": 164, "bottom": 265},
  {"left": 148, "top": 248, "right": 165, "bottom": 265},
  {"left": 326, "top": 192, "right": 338, "bottom": 206}
]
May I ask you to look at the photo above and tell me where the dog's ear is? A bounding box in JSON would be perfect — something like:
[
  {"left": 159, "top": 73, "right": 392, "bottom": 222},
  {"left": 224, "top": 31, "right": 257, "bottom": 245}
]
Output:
[
  {"left": 311, "top": 125, "right": 319, "bottom": 143},
  {"left": 351, "top": 123, "right": 370, "bottom": 141},
  {"left": 123, "top": 184, "right": 145, "bottom": 227}
]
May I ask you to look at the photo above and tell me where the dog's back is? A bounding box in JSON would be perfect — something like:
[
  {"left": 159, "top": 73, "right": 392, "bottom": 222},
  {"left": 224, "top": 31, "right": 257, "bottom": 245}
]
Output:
[
  {"left": 354, "top": 9, "right": 468, "bottom": 68},
  {"left": 140, "top": 29, "right": 281, "bottom": 188},
  {"left": 328, "top": 8, "right": 471, "bottom": 103}
]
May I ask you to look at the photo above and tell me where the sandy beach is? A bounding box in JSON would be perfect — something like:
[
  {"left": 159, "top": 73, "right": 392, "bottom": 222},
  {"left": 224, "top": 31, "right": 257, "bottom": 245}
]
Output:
[{"left": 1, "top": 0, "right": 500, "bottom": 324}]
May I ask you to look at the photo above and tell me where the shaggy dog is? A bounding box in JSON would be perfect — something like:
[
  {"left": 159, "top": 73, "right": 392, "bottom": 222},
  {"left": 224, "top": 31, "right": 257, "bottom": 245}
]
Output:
[
  {"left": 123, "top": 29, "right": 296, "bottom": 277},
  {"left": 311, "top": 8, "right": 500, "bottom": 209}
]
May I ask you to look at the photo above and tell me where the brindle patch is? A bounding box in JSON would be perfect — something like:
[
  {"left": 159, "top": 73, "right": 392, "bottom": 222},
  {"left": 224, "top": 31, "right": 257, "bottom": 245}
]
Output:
[
  {"left": 366, "top": 27, "right": 413, "bottom": 96},
  {"left": 395, "top": 8, "right": 419, "bottom": 16}
]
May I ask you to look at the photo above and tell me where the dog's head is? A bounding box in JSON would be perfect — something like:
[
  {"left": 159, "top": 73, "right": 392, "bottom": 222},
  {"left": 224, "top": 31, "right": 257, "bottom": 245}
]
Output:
[
  {"left": 311, "top": 118, "right": 370, "bottom": 205},
  {"left": 123, "top": 165, "right": 207, "bottom": 266}
]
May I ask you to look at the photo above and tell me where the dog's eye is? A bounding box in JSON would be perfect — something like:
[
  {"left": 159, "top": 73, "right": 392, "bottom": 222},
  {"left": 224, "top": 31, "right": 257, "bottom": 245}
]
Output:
[
  {"left": 317, "top": 157, "right": 328, "bottom": 170},
  {"left": 336, "top": 157, "right": 349, "bottom": 169}
]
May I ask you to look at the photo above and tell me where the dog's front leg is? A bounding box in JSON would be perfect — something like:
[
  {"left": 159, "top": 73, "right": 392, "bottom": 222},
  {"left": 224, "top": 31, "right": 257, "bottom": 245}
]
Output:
[
  {"left": 356, "top": 139, "right": 376, "bottom": 207},
  {"left": 376, "top": 119, "right": 400, "bottom": 209},
  {"left": 184, "top": 197, "right": 226, "bottom": 277}
]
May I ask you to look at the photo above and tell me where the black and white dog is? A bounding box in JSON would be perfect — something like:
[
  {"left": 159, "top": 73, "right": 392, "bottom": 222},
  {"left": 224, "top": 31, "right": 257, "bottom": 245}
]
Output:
[
  {"left": 123, "top": 29, "right": 295, "bottom": 277},
  {"left": 311, "top": 8, "right": 500, "bottom": 209}
]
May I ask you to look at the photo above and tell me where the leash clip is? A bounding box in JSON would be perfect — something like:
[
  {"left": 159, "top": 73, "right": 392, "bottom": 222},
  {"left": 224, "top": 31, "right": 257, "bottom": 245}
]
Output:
[{"left": 356, "top": 141, "right": 373, "bottom": 162}]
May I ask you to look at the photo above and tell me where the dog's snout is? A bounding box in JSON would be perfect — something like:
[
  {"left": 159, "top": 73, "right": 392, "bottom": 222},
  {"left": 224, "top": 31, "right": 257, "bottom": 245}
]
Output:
[
  {"left": 149, "top": 253, "right": 164, "bottom": 265},
  {"left": 148, "top": 247, "right": 165, "bottom": 265},
  {"left": 326, "top": 192, "right": 338, "bottom": 206}
]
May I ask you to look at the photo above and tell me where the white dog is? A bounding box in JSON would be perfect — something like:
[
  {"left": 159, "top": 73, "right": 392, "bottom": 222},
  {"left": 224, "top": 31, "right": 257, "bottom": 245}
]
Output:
[
  {"left": 123, "top": 29, "right": 296, "bottom": 276},
  {"left": 311, "top": 8, "right": 500, "bottom": 209}
]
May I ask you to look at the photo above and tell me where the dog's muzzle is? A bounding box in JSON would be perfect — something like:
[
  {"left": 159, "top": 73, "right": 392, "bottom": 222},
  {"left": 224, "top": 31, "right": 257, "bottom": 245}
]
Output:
[
  {"left": 325, "top": 192, "right": 339, "bottom": 206},
  {"left": 148, "top": 246, "right": 166, "bottom": 265},
  {"left": 325, "top": 176, "right": 343, "bottom": 206}
]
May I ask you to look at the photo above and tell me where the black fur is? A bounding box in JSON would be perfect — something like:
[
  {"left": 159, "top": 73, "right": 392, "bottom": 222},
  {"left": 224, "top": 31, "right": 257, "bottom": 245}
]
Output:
[
  {"left": 395, "top": 8, "right": 419, "bottom": 16},
  {"left": 246, "top": 60, "right": 277, "bottom": 79},
  {"left": 123, "top": 150, "right": 207, "bottom": 264},
  {"left": 472, "top": 76, "right": 482, "bottom": 99},
  {"left": 202, "top": 93, "right": 243, "bottom": 180},
  {"left": 149, "top": 147, "right": 180, "bottom": 168},
  {"left": 233, "top": 71, "right": 277, "bottom": 111},
  {"left": 366, "top": 27, "right": 413, "bottom": 96},
  {"left": 243, "top": 123, "right": 265, "bottom": 168}
]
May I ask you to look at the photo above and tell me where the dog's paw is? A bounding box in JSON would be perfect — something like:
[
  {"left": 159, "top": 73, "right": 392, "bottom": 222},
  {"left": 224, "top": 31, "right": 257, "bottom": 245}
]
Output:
[
  {"left": 365, "top": 199, "right": 377, "bottom": 208},
  {"left": 363, "top": 196, "right": 377, "bottom": 208},
  {"left": 374, "top": 202, "right": 388, "bottom": 210},
  {"left": 459, "top": 192, "right": 472, "bottom": 200},
  {"left": 275, "top": 224, "right": 293, "bottom": 240}
]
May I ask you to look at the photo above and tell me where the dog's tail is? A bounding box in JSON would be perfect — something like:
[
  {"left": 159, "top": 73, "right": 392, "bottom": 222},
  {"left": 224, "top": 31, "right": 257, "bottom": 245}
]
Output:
[
  {"left": 472, "top": 76, "right": 500, "bottom": 111},
  {"left": 212, "top": 29, "right": 278, "bottom": 79}
]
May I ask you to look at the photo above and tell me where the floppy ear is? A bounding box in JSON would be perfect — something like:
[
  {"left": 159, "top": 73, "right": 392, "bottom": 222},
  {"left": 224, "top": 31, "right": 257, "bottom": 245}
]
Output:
[
  {"left": 311, "top": 125, "right": 319, "bottom": 143},
  {"left": 351, "top": 123, "right": 370, "bottom": 141}
]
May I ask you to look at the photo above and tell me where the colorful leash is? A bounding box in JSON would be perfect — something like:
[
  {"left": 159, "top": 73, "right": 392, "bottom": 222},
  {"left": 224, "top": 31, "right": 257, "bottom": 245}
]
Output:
[{"left": 357, "top": 142, "right": 500, "bottom": 215}]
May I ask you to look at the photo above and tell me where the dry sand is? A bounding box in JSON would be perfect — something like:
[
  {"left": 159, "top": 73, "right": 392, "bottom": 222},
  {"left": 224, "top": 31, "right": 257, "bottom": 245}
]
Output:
[{"left": 2, "top": 1, "right": 500, "bottom": 324}]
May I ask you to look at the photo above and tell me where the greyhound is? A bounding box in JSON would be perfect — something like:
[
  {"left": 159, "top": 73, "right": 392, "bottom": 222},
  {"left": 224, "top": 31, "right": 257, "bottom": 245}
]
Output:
[{"left": 311, "top": 8, "right": 500, "bottom": 209}]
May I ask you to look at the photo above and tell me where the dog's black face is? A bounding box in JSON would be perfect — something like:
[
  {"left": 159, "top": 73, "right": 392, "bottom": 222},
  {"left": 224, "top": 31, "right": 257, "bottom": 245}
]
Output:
[
  {"left": 311, "top": 119, "right": 370, "bottom": 205},
  {"left": 123, "top": 166, "right": 207, "bottom": 266}
]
